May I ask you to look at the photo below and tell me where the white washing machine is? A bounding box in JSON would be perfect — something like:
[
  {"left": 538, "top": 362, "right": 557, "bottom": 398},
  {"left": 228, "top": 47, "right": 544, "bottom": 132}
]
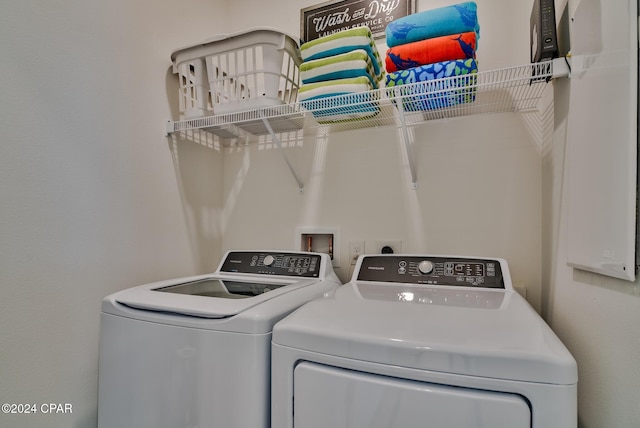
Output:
[
  {"left": 272, "top": 254, "right": 578, "bottom": 428},
  {"left": 98, "top": 250, "right": 340, "bottom": 428}
]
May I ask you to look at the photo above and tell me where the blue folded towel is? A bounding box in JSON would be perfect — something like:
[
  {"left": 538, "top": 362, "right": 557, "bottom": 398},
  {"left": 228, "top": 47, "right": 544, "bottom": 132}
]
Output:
[
  {"left": 385, "top": 59, "right": 478, "bottom": 111},
  {"left": 385, "top": 2, "right": 480, "bottom": 48}
]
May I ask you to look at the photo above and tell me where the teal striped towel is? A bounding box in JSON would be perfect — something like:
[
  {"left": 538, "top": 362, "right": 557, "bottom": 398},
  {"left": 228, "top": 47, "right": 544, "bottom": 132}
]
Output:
[
  {"left": 299, "top": 76, "right": 379, "bottom": 123},
  {"left": 300, "top": 49, "right": 381, "bottom": 89},
  {"left": 300, "top": 27, "right": 383, "bottom": 80}
]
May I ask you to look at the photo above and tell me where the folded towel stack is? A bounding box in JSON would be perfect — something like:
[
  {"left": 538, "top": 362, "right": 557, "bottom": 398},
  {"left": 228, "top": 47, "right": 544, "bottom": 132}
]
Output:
[
  {"left": 299, "top": 27, "right": 384, "bottom": 123},
  {"left": 384, "top": 2, "right": 480, "bottom": 111}
]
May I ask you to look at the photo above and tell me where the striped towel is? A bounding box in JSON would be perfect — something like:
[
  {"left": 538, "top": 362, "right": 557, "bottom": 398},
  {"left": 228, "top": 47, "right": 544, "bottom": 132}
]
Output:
[
  {"left": 301, "top": 49, "right": 381, "bottom": 88},
  {"left": 299, "top": 76, "right": 379, "bottom": 123},
  {"left": 385, "top": 1, "right": 480, "bottom": 48},
  {"left": 385, "top": 59, "right": 478, "bottom": 111},
  {"left": 300, "top": 27, "right": 383, "bottom": 80}
]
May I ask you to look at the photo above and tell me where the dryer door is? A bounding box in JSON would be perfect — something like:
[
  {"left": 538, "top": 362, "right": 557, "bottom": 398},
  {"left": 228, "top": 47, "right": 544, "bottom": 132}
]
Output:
[{"left": 294, "top": 362, "right": 530, "bottom": 428}]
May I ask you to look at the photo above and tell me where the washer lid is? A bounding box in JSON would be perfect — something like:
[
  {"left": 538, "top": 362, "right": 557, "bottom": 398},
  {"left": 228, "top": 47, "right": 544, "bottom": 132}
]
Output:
[
  {"left": 113, "top": 250, "right": 334, "bottom": 319},
  {"left": 272, "top": 282, "right": 578, "bottom": 385},
  {"left": 115, "top": 275, "right": 314, "bottom": 318}
]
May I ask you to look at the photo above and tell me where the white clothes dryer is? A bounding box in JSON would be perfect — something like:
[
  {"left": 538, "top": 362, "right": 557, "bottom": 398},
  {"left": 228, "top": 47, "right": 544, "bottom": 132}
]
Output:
[
  {"left": 272, "top": 254, "right": 578, "bottom": 428},
  {"left": 98, "top": 250, "right": 340, "bottom": 428}
]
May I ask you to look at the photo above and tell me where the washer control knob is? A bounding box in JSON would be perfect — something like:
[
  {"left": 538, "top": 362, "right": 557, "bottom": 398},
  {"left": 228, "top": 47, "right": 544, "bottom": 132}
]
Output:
[
  {"left": 418, "top": 260, "right": 434, "bottom": 275},
  {"left": 263, "top": 255, "right": 275, "bottom": 267}
]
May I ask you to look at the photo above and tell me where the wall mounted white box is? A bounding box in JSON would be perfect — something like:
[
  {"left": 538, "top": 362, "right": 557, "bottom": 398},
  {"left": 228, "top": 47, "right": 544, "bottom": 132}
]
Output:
[{"left": 296, "top": 227, "right": 341, "bottom": 267}]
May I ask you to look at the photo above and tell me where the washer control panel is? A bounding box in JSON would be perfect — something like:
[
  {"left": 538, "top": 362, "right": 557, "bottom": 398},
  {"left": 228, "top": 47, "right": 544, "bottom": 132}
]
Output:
[
  {"left": 357, "top": 256, "right": 504, "bottom": 288},
  {"left": 220, "top": 251, "right": 321, "bottom": 277}
]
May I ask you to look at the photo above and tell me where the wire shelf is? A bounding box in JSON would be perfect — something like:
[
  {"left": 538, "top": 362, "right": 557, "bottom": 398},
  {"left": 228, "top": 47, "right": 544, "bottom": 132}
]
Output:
[{"left": 166, "top": 60, "right": 567, "bottom": 139}]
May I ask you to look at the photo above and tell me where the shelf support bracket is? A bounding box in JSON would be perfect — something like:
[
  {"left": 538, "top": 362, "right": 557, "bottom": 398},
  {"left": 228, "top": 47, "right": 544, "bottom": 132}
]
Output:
[
  {"left": 260, "top": 114, "right": 304, "bottom": 192},
  {"left": 393, "top": 89, "right": 417, "bottom": 189}
]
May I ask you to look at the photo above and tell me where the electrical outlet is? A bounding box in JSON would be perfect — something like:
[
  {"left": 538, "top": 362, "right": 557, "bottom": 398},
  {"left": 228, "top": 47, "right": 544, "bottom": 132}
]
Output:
[
  {"left": 349, "top": 241, "right": 365, "bottom": 265},
  {"left": 375, "top": 240, "right": 402, "bottom": 254}
]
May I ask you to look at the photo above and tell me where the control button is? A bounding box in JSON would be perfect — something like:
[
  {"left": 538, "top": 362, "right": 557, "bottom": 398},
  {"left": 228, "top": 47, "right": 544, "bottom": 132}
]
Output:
[
  {"left": 263, "top": 255, "right": 275, "bottom": 266},
  {"left": 418, "top": 260, "right": 434, "bottom": 274}
]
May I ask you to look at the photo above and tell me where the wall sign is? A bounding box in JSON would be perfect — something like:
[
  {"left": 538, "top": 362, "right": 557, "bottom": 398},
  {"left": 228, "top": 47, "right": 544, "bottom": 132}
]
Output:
[{"left": 301, "top": 0, "right": 415, "bottom": 42}]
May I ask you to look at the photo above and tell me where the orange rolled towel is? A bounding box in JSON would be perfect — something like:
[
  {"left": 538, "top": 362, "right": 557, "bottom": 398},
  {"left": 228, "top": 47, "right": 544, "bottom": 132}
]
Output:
[{"left": 385, "top": 31, "right": 477, "bottom": 73}]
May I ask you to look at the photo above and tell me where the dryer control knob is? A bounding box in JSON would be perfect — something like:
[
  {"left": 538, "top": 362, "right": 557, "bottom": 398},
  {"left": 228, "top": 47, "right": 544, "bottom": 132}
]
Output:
[
  {"left": 263, "top": 255, "right": 275, "bottom": 266},
  {"left": 418, "top": 260, "right": 434, "bottom": 274}
]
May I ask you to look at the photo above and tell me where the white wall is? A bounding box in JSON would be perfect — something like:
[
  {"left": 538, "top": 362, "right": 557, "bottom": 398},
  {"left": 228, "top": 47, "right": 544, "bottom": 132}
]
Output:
[
  {"left": 0, "top": 1, "right": 227, "bottom": 427},
  {"left": 221, "top": 114, "right": 543, "bottom": 300},
  {"left": 542, "top": 1, "right": 640, "bottom": 426},
  {"left": 3, "top": 0, "right": 638, "bottom": 427},
  {"left": 546, "top": 76, "right": 640, "bottom": 428}
]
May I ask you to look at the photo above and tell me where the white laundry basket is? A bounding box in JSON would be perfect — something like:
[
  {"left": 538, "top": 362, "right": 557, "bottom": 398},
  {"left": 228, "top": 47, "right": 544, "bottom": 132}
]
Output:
[{"left": 171, "top": 28, "right": 302, "bottom": 119}]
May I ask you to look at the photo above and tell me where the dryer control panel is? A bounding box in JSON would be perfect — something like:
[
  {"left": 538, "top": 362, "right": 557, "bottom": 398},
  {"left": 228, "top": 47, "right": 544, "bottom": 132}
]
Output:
[
  {"left": 220, "top": 251, "right": 322, "bottom": 277},
  {"left": 357, "top": 256, "right": 504, "bottom": 288}
]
